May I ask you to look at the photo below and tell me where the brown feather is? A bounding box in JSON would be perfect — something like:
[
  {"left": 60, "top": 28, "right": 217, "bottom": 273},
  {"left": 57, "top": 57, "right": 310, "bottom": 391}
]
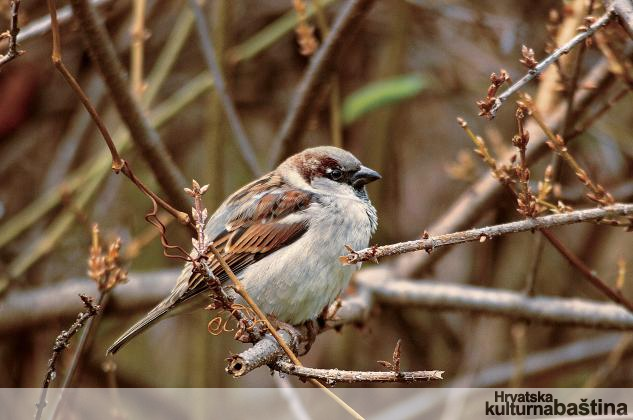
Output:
[{"left": 175, "top": 181, "right": 315, "bottom": 302}]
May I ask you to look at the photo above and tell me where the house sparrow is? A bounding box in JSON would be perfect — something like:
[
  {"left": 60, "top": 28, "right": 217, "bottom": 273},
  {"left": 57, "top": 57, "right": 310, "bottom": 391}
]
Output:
[{"left": 107, "top": 146, "right": 380, "bottom": 354}]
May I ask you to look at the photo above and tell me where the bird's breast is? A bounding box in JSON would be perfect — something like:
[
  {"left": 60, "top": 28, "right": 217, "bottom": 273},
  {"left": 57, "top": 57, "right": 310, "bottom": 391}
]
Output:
[{"left": 238, "top": 197, "right": 375, "bottom": 324}]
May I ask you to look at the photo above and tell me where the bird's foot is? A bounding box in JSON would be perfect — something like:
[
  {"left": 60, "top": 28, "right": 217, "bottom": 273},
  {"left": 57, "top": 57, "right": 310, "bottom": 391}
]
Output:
[
  {"left": 268, "top": 318, "right": 316, "bottom": 356},
  {"left": 301, "top": 319, "right": 318, "bottom": 355}
]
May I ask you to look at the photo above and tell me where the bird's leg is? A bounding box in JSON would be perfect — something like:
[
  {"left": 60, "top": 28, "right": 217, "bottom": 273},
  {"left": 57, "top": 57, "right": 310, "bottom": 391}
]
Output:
[
  {"left": 266, "top": 317, "right": 313, "bottom": 355},
  {"left": 301, "top": 319, "right": 318, "bottom": 355}
]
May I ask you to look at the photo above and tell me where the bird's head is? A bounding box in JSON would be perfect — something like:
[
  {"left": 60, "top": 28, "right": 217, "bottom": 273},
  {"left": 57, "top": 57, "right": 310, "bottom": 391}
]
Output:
[{"left": 282, "top": 146, "right": 381, "bottom": 199}]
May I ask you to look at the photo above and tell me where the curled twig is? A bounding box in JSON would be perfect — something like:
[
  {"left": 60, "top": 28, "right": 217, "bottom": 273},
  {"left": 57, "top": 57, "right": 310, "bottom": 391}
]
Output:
[{"left": 68, "top": 0, "right": 191, "bottom": 210}]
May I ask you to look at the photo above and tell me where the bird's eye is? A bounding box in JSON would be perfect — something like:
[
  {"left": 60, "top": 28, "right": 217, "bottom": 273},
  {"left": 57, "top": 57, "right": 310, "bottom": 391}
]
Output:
[{"left": 328, "top": 169, "right": 343, "bottom": 181}]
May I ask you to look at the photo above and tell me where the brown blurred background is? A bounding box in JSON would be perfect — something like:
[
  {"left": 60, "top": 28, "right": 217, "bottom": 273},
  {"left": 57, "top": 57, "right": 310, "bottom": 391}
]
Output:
[{"left": 1, "top": 0, "right": 632, "bottom": 388}]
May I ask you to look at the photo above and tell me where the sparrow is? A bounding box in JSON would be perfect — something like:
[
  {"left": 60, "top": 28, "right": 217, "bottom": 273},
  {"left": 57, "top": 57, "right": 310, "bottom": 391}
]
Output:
[{"left": 107, "top": 146, "right": 380, "bottom": 354}]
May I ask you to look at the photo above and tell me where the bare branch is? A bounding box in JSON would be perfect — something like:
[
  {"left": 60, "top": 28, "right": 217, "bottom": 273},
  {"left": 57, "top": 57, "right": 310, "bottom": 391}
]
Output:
[
  {"left": 34, "top": 294, "right": 100, "bottom": 420},
  {"left": 226, "top": 329, "right": 299, "bottom": 377},
  {"left": 225, "top": 285, "right": 372, "bottom": 377},
  {"left": 391, "top": 58, "right": 614, "bottom": 278},
  {"left": 11, "top": 0, "right": 112, "bottom": 45},
  {"left": 224, "top": 269, "right": 633, "bottom": 378},
  {"left": 273, "top": 360, "right": 444, "bottom": 385},
  {"left": 379, "top": 334, "right": 628, "bottom": 419},
  {"left": 0, "top": 270, "right": 179, "bottom": 334},
  {"left": 486, "top": 11, "right": 614, "bottom": 118},
  {"left": 186, "top": 0, "right": 262, "bottom": 176},
  {"left": 46, "top": 0, "right": 191, "bottom": 226},
  {"left": 269, "top": 0, "right": 376, "bottom": 165},
  {"left": 0, "top": 0, "right": 22, "bottom": 68},
  {"left": 359, "top": 276, "right": 633, "bottom": 331},
  {"left": 608, "top": 0, "right": 633, "bottom": 39},
  {"left": 130, "top": 0, "right": 147, "bottom": 99},
  {"left": 343, "top": 204, "right": 633, "bottom": 264},
  {"left": 68, "top": 0, "right": 191, "bottom": 211}
]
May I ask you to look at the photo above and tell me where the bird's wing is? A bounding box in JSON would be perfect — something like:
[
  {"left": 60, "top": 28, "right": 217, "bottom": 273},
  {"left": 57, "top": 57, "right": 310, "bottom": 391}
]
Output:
[
  {"left": 106, "top": 180, "right": 316, "bottom": 355},
  {"left": 166, "top": 180, "right": 317, "bottom": 307}
]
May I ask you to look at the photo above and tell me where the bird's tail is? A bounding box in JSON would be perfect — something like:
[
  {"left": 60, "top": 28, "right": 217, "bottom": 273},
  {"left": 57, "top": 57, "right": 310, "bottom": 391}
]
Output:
[{"left": 106, "top": 303, "right": 172, "bottom": 355}]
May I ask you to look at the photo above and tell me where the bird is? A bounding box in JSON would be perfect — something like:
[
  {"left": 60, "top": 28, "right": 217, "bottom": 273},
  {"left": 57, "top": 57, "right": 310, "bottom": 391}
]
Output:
[{"left": 107, "top": 146, "right": 380, "bottom": 354}]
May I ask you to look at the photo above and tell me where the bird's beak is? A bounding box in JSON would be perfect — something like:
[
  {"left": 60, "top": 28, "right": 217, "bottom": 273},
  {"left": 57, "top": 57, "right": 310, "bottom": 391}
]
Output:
[{"left": 352, "top": 165, "right": 381, "bottom": 188}]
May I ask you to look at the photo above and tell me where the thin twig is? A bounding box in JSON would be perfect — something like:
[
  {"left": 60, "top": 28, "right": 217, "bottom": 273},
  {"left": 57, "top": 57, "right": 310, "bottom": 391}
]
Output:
[
  {"left": 46, "top": 0, "right": 191, "bottom": 226},
  {"left": 342, "top": 203, "right": 633, "bottom": 264},
  {"left": 274, "top": 360, "right": 443, "bottom": 384},
  {"left": 47, "top": 292, "right": 109, "bottom": 420},
  {"left": 391, "top": 58, "right": 614, "bottom": 278},
  {"left": 486, "top": 11, "right": 613, "bottom": 118},
  {"left": 47, "top": 0, "right": 122, "bottom": 171},
  {"left": 0, "top": 0, "right": 22, "bottom": 68},
  {"left": 68, "top": 0, "right": 191, "bottom": 211},
  {"left": 11, "top": 0, "right": 111, "bottom": 45},
  {"left": 607, "top": 0, "right": 633, "bottom": 39},
  {"left": 130, "top": 0, "right": 147, "bottom": 99},
  {"left": 313, "top": 0, "right": 343, "bottom": 147},
  {"left": 540, "top": 229, "right": 633, "bottom": 312},
  {"left": 524, "top": 93, "right": 616, "bottom": 207},
  {"left": 270, "top": 0, "right": 376, "bottom": 165},
  {"left": 47, "top": 226, "right": 128, "bottom": 419},
  {"left": 186, "top": 0, "right": 261, "bottom": 176},
  {"left": 34, "top": 295, "right": 100, "bottom": 420}
]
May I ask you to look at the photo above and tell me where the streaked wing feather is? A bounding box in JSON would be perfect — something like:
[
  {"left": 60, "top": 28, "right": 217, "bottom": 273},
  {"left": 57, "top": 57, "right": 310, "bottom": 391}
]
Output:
[{"left": 168, "top": 183, "right": 315, "bottom": 306}]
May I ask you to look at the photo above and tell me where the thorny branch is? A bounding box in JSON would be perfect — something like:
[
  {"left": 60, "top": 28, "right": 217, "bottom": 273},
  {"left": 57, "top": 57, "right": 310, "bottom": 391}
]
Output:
[
  {"left": 482, "top": 10, "right": 614, "bottom": 118},
  {"left": 0, "top": 0, "right": 22, "bottom": 68},
  {"left": 34, "top": 294, "right": 100, "bottom": 420},
  {"left": 342, "top": 204, "right": 633, "bottom": 264}
]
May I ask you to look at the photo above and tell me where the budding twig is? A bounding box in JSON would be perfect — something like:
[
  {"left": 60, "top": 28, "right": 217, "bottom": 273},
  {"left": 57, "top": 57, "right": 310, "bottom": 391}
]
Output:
[
  {"left": 483, "top": 10, "right": 614, "bottom": 118},
  {"left": 523, "top": 94, "right": 616, "bottom": 207},
  {"left": 343, "top": 204, "right": 633, "bottom": 264}
]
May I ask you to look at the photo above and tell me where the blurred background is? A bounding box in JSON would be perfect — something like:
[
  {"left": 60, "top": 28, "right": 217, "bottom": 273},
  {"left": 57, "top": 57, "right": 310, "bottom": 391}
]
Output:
[{"left": 0, "top": 0, "right": 632, "bottom": 389}]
